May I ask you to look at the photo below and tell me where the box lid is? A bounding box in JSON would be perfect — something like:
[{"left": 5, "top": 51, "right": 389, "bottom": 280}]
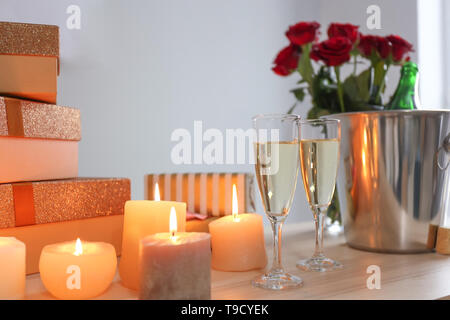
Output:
[
  {"left": 0, "top": 178, "right": 131, "bottom": 228},
  {"left": 0, "top": 21, "right": 59, "bottom": 57},
  {"left": 0, "top": 96, "right": 80, "bottom": 141}
]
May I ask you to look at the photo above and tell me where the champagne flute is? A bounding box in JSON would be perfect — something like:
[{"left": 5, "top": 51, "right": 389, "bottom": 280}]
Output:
[
  {"left": 296, "top": 118, "right": 343, "bottom": 272},
  {"left": 252, "top": 114, "right": 303, "bottom": 290}
]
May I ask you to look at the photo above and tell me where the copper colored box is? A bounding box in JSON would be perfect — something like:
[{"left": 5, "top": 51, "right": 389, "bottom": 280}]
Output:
[
  {"left": 0, "top": 21, "right": 59, "bottom": 103},
  {"left": 0, "top": 215, "right": 124, "bottom": 274},
  {"left": 0, "top": 178, "right": 130, "bottom": 228},
  {"left": 0, "top": 96, "right": 80, "bottom": 183},
  {"left": 0, "top": 21, "right": 59, "bottom": 57},
  {"left": 0, "top": 54, "right": 58, "bottom": 103},
  {"left": 186, "top": 217, "right": 219, "bottom": 233}
]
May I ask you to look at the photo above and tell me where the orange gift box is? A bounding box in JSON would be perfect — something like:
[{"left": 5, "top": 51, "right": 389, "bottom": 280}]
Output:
[
  {"left": 0, "top": 22, "right": 59, "bottom": 103},
  {"left": 0, "top": 215, "right": 124, "bottom": 274},
  {"left": 0, "top": 96, "right": 80, "bottom": 183},
  {"left": 185, "top": 217, "right": 219, "bottom": 233},
  {"left": 0, "top": 178, "right": 130, "bottom": 228},
  {"left": 145, "top": 173, "right": 255, "bottom": 217}
]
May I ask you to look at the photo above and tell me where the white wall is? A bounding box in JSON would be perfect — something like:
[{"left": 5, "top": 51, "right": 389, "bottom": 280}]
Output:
[{"left": 417, "top": 0, "right": 448, "bottom": 109}]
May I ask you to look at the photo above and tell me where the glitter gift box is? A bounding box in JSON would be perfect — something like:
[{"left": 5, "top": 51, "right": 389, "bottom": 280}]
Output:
[
  {"left": 0, "top": 21, "right": 59, "bottom": 103},
  {"left": 0, "top": 96, "right": 80, "bottom": 183},
  {"left": 145, "top": 173, "right": 256, "bottom": 231},
  {"left": 0, "top": 178, "right": 130, "bottom": 228}
]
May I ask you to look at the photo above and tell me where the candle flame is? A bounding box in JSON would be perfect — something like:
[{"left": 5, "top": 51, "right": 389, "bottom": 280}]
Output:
[
  {"left": 74, "top": 238, "right": 83, "bottom": 256},
  {"left": 154, "top": 183, "right": 161, "bottom": 201},
  {"left": 169, "top": 207, "right": 177, "bottom": 237},
  {"left": 232, "top": 184, "right": 239, "bottom": 221}
]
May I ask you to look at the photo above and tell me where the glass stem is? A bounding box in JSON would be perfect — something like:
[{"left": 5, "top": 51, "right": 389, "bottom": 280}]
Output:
[
  {"left": 312, "top": 207, "right": 327, "bottom": 258},
  {"left": 270, "top": 219, "right": 284, "bottom": 273}
]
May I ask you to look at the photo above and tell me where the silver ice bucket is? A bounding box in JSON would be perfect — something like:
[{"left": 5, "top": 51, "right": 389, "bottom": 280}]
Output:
[{"left": 325, "top": 110, "right": 450, "bottom": 253}]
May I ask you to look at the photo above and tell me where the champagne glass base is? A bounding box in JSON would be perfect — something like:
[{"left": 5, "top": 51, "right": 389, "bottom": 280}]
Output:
[
  {"left": 252, "top": 271, "right": 303, "bottom": 290},
  {"left": 296, "top": 256, "right": 343, "bottom": 272}
]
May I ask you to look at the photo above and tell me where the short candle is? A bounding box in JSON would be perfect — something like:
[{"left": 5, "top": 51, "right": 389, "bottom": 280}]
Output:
[
  {"left": 209, "top": 185, "right": 267, "bottom": 271},
  {"left": 0, "top": 237, "right": 25, "bottom": 299},
  {"left": 119, "top": 183, "right": 187, "bottom": 290},
  {"left": 39, "top": 238, "right": 117, "bottom": 300},
  {"left": 139, "top": 207, "right": 211, "bottom": 300}
]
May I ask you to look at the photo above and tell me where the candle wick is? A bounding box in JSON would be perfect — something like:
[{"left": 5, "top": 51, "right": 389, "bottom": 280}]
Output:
[{"left": 171, "top": 230, "right": 175, "bottom": 238}]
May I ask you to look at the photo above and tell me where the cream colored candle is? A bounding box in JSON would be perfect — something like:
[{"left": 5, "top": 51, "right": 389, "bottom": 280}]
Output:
[
  {"left": 119, "top": 183, "right": 187, "bottom": 290},
  {"left": 209, "top": 185, "right": 267, "bottom": 271},
  {"left": 0, "top": 237, "right": 25, "bottom": 299},
  {"left": 39, "top": 238, "right": 117, "bottom": 300},
  {"left": 139, "top": 207, "right": 211, "bottom": 300}
]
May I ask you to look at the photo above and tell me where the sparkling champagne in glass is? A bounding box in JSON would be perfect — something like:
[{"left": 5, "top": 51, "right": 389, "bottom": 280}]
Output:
[
  {"left": 252, "top": 114, "right": 303, "bottom": 290},
  {"left": 296, "top": 119, "right": 343, "bottom": 272}
]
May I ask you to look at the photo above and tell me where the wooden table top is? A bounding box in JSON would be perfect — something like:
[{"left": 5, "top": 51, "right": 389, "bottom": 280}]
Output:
[{"left": 25, "top": 222, "right": 450, "bottom": 300}]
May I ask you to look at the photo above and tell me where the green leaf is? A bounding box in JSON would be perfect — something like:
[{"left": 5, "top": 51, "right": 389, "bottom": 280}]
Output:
[
  {"left": 290, "top": 87, "right": 305, "bottom": 102},
  {"left": 286, "top": 103, "right": 297, "bottom": 114},
  {"left": 310, "top": 66, "right": 340, "bottom": 114},
  {"left": 373, "top": 61, "right": 387, "bottom": 86},
  {"left": 342, "top": 67, "right": 372, "bottom": 105},
  {"left": 297, "top": 43, "right": 314, "bottom": 85},
  {"left": 343, "top": 76, "right": 359, "bottom": 100},
  {"left": 307, "top": 106, "right": 331, "bottom": 120},
  {"left": 369, "top": 61, "right": 388, "bottom": 105},
  {"left": 356, "top": 68, "right": 372, "bottom": 100}
]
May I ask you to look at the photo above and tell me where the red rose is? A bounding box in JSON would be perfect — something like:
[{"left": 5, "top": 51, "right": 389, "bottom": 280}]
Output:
[
  {"left": 327, "top": 23, "right": 359, "bottom": 43},
  {"left": 285, "top": 21, "right": 320, "bottom": 46},
  {"left": 358, "top": 34, "right": 390, "bottom": 59},
  {"left": 386, "top": 35, "right": 413, "bottom": 62},
  {"left": 310, "top": 36, "right": 352, "bottom": 66},
  {"left": 272, "top": 44, "right": 301, "bottom": 76}
]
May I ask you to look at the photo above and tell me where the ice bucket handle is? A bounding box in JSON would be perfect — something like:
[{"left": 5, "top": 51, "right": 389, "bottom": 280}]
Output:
[{"left": 436, "top": 133, "right": 450, "bottom": 170}]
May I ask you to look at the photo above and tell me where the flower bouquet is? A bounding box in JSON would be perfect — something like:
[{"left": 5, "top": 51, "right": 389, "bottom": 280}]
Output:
[{"left": 272, "top": 21, "right": 414, "bottom": 226}]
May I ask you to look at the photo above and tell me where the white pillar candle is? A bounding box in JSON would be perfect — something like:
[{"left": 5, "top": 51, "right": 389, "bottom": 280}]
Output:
[
  {"left": 209, "top": 185, "right": 267, "bottom": 271},
  {"left": 119, "top": 183, "right": 187, "bottom": 290},
  {"left": 139, "top": 207, "right": 211, "bottom": 300},
  {"left": 0, "top": 237, "right": 26, "bottom": 299}
]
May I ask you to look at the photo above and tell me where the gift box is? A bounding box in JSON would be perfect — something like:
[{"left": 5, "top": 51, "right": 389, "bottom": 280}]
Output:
[
  {"left": 185, "top": 217, "right": 219, "bottom": 233},
  {"left": 0, "top": 22, "right": 59, "bottom": 103},
  {"left": 0, "top": 215, "right": 124, "bottom": 274},
  {"left": 145, "top": 173, "right": 255, "bottom": 217},
  {"left": 0, "top": 178, "right": 130, "bottom": 228},
  {"left": 0, "top": 96, "right": 80, "bottom": 183}
]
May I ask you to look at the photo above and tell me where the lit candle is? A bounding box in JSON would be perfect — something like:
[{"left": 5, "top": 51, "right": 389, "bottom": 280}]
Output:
[
  {"left": 209, "top": 184, "right": 267, "bottom": 271},
  {"left": 0, "top": 237, "right": 25, "bottom": 299},
  {"left": 119, "top": 183, "right": 187, "bottom": 290},
  {"left": 39, "top": 238, "right": 117, "bottom": 299},
  {"left": 139, "top": 207, "right": 211, "bottom": 300}
]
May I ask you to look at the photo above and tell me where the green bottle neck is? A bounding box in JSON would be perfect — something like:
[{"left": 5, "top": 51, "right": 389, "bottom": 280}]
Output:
[{"left": 387, "top": 63, "right": 420, "bottom": 110}]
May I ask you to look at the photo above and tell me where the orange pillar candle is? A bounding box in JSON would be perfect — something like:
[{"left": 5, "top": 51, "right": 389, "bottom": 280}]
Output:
[
  {"left": 0, "top": 237, "right": 25, "bottom": 299},
  {"left": 119, "top": 183, "right": 187, "bottom": 290},
  {"left": 139, "top": 207, "right": 211, "bottom": 300},
  {"left": 209, "top": 185, "right": 267, "bottom": 271},
  {"left": 39, "top": 238, "right": 117, "bottom": 300}
]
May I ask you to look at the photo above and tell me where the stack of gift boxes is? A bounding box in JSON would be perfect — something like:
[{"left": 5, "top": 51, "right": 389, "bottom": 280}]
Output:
[{"left": 0, "top": 21, "right": 130, "bottom": 274}]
